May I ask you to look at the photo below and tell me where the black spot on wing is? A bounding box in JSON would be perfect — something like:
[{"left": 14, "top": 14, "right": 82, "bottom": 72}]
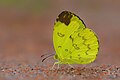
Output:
[
  {"left": 56, "top": 11, "right": 72, "bottom": 25},
  {"left": 65, "top": 49, "right": 68, "bottom": 52},
  {"left": 57, "top": 32, "right": 65, "bottom": 37},
  {"left": 69, "top": 35, "right": 74, "bottom": 42},
  {"left": 56, "top": 11, "right": 86, "bottom": 27},
  {"left": 58, "top": 46, "right": 62, "bottom": 48},
  {"left": 70, "top": 56, "right": 72, "bottom": 58},
  {"left": 72, "top": 44, "right": 80, "bottom": 50}
]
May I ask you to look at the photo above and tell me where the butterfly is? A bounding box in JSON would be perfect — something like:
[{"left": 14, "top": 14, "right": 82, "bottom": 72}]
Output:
[{"left": 53, "top": 11, "right": 99, "bottom": 65}]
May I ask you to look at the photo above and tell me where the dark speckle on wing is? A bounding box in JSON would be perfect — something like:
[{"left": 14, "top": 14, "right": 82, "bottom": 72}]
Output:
[
  {"left": 56, "top": 11, "right": 86, "bottom": 26},
  {"left": 56, "top": 11, "right": 72, "bottom": 25}
]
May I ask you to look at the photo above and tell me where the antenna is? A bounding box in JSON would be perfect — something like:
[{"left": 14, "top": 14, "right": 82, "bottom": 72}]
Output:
[
  {"left": 41, "top": 53, "right": 51, "bottom": 57},
  {"left": 41, "top": 53, "right": 55, "bottom": 62}
]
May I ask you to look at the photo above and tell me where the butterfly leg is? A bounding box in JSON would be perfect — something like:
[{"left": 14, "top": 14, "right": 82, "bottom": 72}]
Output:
[
  {"left": 68, "top": 64, "right": 74, "bottom": 68},
  {"left": 51, "top": 62, "right": 60, "bottom": 70}
]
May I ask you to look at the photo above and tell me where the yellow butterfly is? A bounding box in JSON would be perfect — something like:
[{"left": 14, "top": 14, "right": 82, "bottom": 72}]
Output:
[{"left": 53, "top": 11, "right": 99, "bottom": 65}]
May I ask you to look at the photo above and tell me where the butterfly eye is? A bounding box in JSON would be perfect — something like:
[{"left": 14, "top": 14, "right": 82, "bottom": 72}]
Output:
[{"left": 54, "top": 54, "right": 58, "bottom": 59}]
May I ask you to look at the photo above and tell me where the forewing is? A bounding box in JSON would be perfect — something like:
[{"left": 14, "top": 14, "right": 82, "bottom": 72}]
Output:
[{"left": 53, "top": 11, "right": 85, "bottom": 60}]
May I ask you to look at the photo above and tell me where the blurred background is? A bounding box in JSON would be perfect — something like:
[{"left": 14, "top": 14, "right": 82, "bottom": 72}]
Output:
[{"left": 0, "top": 0, "right": 120, "bottom": 65}]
